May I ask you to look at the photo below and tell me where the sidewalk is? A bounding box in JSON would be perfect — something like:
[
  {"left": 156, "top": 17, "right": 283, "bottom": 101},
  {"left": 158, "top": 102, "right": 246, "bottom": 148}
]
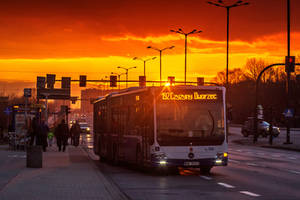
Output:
[
  {"left": 232, "top": 134, "right": 300, "bottom": 152},
  {"left": 0, "top": 145, "right": 128, "bottom": 200}
]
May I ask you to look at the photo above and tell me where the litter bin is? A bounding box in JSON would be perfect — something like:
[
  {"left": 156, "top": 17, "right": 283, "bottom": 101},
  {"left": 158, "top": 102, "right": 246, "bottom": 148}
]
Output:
[{"left": 26, "top": 145, "right": 43, "bottom": 168}]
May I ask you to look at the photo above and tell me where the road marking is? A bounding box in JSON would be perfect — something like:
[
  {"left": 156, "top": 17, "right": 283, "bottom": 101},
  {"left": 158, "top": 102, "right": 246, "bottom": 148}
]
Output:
[
  {"left": 287, "top": 170, "right": 300, "bottom": 175},
  {"left": 288, "top": 157, "right": 296, "bottom": 160},
  {"left": 240, "top": 191, "right": 261, "bottom": 197},
  {"left": 246, "top": 162, "right": 258, "bottom": 167},
  {"left": 8, "top": 155, "right": 26, "bottom": 158},
  {"left": 236, "top": 150, "right": 242, "bottom": 152},
  {"left": 200, "top": 176, "right": 212, "bottom": 180},
  {"left": 217, "top": 182, "right": 235, "bottom": 188}
]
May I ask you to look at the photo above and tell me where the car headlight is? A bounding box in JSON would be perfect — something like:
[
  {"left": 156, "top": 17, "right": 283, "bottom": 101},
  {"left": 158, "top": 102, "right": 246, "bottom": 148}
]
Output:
[{"left": 87, "top": 127, "right": 90, "bottom": 131}]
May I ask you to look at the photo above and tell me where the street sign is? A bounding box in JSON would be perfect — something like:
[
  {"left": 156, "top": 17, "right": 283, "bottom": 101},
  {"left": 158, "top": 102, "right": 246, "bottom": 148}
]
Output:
[
  {"left": 24, "top": 88, "right": 32, "bottom": 97},
  {"left": 4, "top": 107, "right": 12, "bottom": 115},
  {"left": 283, "top": 108, "right": 294, "bottom": 118},
  {"left": 37, "top": 88, "right": 70, "bottom": 99}
]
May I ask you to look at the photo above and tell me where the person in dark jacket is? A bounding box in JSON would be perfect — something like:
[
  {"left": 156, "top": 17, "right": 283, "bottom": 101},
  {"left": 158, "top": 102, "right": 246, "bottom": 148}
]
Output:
[
  {"left": 29, "top": 117, "right": 39, "bottom": 146},
  {"left": 39, "top": 120, "right": 49, "bottom": 152},
  {"left": 70, "top": 120, "right": 81, "bottom": 147},
  {"left": 54, "top": 119, "right": 69, "bottom": 152}
]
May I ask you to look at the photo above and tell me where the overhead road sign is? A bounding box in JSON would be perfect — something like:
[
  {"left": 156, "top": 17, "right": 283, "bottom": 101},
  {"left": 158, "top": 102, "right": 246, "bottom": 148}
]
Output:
[{"left": 37, "top": 88, "right": 70, "bottom": 100}]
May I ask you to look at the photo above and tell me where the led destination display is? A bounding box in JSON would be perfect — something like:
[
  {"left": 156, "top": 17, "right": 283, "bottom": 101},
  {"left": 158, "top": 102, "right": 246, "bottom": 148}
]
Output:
[{"left": 160, "top": 90, "right": 222, "bottom": 102}]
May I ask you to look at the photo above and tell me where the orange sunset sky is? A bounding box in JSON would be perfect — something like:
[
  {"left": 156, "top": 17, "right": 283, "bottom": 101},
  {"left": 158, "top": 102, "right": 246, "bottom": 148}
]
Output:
[{"left": 0, "top": 0, "right": 300, "bottom": 96}]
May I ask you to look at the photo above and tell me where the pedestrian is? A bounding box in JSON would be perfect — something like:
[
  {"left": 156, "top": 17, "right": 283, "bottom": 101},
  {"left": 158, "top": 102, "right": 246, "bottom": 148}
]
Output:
[
  {"left": 29, "top": 116, "right": 39, "bottom": 146},
  {"left": 54, "top": 119, "right": 69, "bottom": 152},
  {"left": 47, "top": 130, "right": 54, "bottom": 147},
  {"left": 38, "top": 120, "right": 49, "bottom": 152},
  {"left": 70, "top": 120, "right": 81, "bottom": 147}
]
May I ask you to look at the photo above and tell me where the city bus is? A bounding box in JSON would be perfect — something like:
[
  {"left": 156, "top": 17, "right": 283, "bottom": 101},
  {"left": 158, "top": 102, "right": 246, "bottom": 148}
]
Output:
[{"left": 93, "top": 85, "right": 228, "bottom": 173}]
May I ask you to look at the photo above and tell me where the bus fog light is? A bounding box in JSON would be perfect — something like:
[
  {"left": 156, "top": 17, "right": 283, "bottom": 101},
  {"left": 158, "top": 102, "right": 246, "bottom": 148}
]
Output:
[{"left": 159, "top": 160, "right": 167, "bottom": 165}]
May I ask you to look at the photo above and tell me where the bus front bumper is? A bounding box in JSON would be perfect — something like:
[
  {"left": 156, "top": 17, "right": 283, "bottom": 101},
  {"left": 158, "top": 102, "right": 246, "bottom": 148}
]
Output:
[{"left": 151, "top": 157, "right": 228, "bottom": 168}]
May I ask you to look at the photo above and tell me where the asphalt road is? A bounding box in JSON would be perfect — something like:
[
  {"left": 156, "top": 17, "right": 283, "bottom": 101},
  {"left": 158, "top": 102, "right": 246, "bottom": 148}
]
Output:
[{"left": 82, "top": 129, "right": 300, "bottom": 200}]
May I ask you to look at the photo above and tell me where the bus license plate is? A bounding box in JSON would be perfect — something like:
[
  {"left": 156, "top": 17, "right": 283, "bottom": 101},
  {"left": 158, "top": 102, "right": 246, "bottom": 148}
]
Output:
[{"left": 184, "top": 161, "right": 199, "bottom": 166}]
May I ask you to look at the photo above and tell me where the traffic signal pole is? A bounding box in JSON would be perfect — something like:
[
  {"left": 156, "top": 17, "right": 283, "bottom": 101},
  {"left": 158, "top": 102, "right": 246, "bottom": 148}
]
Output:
[{"left": 285, "top": 0, "right": 292, "bottom": 144}]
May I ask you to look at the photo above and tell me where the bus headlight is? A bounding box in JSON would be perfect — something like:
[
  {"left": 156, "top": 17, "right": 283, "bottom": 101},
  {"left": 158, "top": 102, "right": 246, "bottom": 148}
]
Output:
[
  {"left": 159, "top": 160, "right": 167, "bottom": 165},
  {"left": 152, "top": 153, "right": 167, "bottom": 165},
  {"left": 215, "top": 152, "right": 228, "bottom": 164}
]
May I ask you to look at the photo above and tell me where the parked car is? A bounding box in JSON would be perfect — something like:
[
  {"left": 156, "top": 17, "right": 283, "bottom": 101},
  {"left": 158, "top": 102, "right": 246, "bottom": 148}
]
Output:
[
  {"left": 79, "top": 122, "right": 91, "bottom": 134},
  {"left": 241, "top": 118, "right": 280, "bottom": 137}
]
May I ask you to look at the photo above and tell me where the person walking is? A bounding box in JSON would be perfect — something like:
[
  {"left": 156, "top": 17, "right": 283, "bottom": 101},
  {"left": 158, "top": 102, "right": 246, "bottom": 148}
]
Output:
[
  {"left": 39, "top": 120, "right": 49, "bottom": 152},
  {"left": 47, "top": 130, "right": 54, "bottom": 147},
  {"left": 54, "top": 119, "right": 69, "bottom": 152},
  {"left": 29, "top": 116, "right": 39, "bottom": 146},
  {"left": 70, "top": 120, "right": 81, "bottom": 147}
]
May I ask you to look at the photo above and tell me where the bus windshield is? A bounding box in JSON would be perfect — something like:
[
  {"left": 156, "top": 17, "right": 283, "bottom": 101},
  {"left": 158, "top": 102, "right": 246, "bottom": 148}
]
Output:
[{"left": 156, "top": 101, "right": 225, "bottom": 146}]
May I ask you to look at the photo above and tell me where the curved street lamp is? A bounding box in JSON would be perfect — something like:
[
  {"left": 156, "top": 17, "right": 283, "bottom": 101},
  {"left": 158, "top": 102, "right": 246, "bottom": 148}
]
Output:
[
  {"left": 147, "top": 45, "right": 175, "bottom": 86},
  {"left": 170, "top": 28, "right": 202, "bottom": 85},
  {"left": 207, "top": 0, "right": 249, "bottom": 87},
  {"left": 117, "top": 66, "right": 137, "bottom": 88},
  {"left": 133, "top": 56, "right": 156, "bottom": 77}
]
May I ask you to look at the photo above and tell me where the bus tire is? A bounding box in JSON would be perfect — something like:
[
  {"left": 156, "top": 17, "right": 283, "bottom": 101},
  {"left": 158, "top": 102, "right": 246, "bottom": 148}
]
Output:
[{"left": 200, "top": 166, "right": 212, "bottom": 174}]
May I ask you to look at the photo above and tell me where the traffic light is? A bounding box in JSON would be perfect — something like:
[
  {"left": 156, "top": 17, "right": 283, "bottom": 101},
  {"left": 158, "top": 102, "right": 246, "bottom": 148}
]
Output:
[
  {"left": 197, "top": 77, "right": 204, "bottom": 86},
  {"left": 139, "top": 76, "right": 146, "bottom": 87},
  {"left": 79, "top": 75, "right": 87, "bottom": 87},
  {"left": 110, "top": 75, "right": 117, "bottom": 87},
  {"left": 46, "top": 74, "right": 56, "bottom": 89},
  {"left": 61, "top": 77, "right": 71, "bottom": 89},
  {"left": 37, "top": 76, "right": 46, "bottom": 89},
  {"left": 168, "top": 76, "right": 175, "bottom": 85},
  {"left": 285, "top": 56, "right": 295, "bottom": 73},
  {"left": 65, "top": 106, "right": 71, "bottom": 115}
]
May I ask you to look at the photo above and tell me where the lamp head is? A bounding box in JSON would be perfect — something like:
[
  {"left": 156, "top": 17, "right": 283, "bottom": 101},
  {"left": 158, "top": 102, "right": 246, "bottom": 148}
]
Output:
[{"left": 147, "top": 46, "right": 152, "bottom": 49}]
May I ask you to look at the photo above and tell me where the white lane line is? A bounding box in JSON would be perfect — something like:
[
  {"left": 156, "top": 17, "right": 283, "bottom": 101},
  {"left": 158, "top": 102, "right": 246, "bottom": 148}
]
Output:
[
  {"left": 229, "top": 159, "right": 240, "bottom": 164},
  {"left": 240, "top": 191, "right": 261, "bottom": 197},
  {"left": 200, "top": 176, "right": 212, "bottom": 180},
  {"left": 246, "top": 162, "right": 258, "bottom": 167},
  {"left": 236, "top": 150, "right": 242, "bottom": 152},
  {"left": 287, "top": 170, "right": 300, "bottom": 175},
  {"left": 217, "top": 182, "right": 235, "bottom": 188},
  {"left": 288, "top": 157, "right": 296, "bottom": 160},
  {"left": 272, "top": 154, "right": 281, "bottom": 158}
]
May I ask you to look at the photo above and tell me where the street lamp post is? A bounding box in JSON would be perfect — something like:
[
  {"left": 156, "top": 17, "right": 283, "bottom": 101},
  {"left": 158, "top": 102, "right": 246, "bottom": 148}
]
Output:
[
  {"left": 147, "top": 46, "right": 175, "bottom": 86},
  {"left": 207, "top": 0, "right": 249, "bottom": 87},
  {"left": 133, "top": 57, "right": 156, "bottom": 77},
  {"left": 170, "top": 28, "right": 202, "bottom": 85},
  {"left": 117, "top": 66, "right": 137, "bottom": 88}
]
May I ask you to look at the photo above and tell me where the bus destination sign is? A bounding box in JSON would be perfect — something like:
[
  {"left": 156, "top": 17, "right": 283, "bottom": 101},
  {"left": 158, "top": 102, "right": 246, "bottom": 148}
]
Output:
[{"left": 161, "top": 91, "right": 218, "bottom": 101}]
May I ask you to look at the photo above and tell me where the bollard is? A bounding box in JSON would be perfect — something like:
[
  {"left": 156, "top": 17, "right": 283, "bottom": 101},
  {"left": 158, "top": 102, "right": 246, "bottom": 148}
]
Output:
[{"left": 26, "top": 145, "right": 43, "bottom": 168}]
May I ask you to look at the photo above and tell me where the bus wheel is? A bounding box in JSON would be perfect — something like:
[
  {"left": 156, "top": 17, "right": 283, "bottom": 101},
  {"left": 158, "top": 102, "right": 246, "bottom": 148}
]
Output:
[{"left": 200, "top": 166, "right": 212, "bottom": 174}]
